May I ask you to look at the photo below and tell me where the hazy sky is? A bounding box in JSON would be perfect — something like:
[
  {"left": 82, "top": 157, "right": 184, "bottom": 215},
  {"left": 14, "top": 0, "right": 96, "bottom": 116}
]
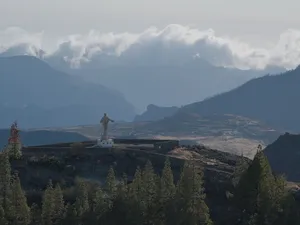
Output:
[{"left": 1, "top": 0, "right": 299, "bottom": 44}]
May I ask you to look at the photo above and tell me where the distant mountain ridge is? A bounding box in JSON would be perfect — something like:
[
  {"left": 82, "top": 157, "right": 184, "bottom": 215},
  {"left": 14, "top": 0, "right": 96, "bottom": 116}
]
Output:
[
  {"left": 51, "top": 58, "right": 285, "bottom": 112},
  {"left": 0, "top": 56, "right": 135, "bottom": 128},
  {"left": 173, "top": 66, "right": 300, "bottom": 131},
  {"left": 134, "top": 104, "right": 179, "bottom": 122}
]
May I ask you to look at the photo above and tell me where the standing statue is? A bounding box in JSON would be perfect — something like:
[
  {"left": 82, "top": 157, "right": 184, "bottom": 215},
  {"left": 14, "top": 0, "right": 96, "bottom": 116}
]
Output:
[{"left": 100, "top": 113, "right": 114, "bottom": 140}]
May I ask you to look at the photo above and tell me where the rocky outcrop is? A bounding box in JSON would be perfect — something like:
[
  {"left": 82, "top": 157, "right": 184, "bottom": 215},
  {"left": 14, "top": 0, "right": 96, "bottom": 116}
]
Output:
[{"left": 134, "top": 104, "right": 179, "bottom": 122}]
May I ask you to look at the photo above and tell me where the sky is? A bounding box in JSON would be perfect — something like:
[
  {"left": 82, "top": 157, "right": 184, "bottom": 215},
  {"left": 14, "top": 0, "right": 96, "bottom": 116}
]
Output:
[
  {"left": 0, "top": 0, "right": 300, "bottom": 69},
  {"left": 1, "top": 0, "right": 299, "bottom": 40}
]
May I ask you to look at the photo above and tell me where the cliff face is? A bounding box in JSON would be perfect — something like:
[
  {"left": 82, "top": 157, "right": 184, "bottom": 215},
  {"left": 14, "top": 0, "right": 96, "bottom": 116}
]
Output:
[{"left": 264, "top": 133, "right": 300, "bottom": 182}]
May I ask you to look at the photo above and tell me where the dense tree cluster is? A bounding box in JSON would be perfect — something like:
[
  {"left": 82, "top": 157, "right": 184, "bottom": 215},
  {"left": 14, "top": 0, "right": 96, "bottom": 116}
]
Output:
[{"left": 0, "top": 149, "right": 300, "bottom": 225}]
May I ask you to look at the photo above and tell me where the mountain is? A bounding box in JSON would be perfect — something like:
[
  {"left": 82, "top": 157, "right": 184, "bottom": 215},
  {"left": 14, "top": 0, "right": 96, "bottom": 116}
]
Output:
[
  {"left": 0, "top": 56, "right": 135, "bottom": 128},
  {"left": 134, "top": 104, "right": 179, "bottom": 122},
  {"left": 51, "top": 58, "right": 285, "bottom": 112},
  {"left": 0, "top": 129, "right": 89, "bottom": 149},
  {"left": 264, "top": 133, "right": 300, "bottom": 182},
  {"left": 176, "top": 66, "right": 300, "bottom": 132}
]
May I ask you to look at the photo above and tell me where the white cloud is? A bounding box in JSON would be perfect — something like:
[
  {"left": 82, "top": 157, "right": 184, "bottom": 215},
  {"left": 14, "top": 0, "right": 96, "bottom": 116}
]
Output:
[{"left": 0, "top": 24, "right": 300, "bottom": 70}]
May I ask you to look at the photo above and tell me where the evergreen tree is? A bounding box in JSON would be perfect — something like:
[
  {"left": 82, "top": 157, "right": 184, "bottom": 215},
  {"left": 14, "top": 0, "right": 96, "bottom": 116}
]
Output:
[
  {"left": 30, "top": 203, "right": 41, "bottom": 225},
  {"left": 75, "top": 181, "right": 90, "bottom": 219},
  {"left": 235, "top": 151, "right": 283, "bottom": 225},
  {"left": 175, "top": 162, "right": 212, "bottom": 225},
  {"left": 52, "top": 184, "right": 65, "bottom": 224},
  {"left": 92, "top": 187, "right": 107, "bottom": 222},
  {"left": 160, "top": 158, "right": 175, "bottom": 201},
  {"left": 0, "top": 205, "right": 7, "bottom": 225},
  {"left": 107, "top": 177, "right": 130, "bottom": 225},
  {"left": 141, "top": 160, "right": 158, "bottom": 224},
  {"left": 159, "top": 158, "right": 176, "bottom": 224},
  {"left": 105, "top": 166, "right": 117, "bottom": 202},
  {"left": 42, "top": 180, "right": 55, "bottom": 225},
  {"left": 9, "top": 175, "right": 30, "bottom": 225},
  {"left": 0, "top": 153, "right": 11, "bottom": 211},
  {"left": 126, "top": 167, "right": 144, "bottom": 225},
  {"left": 63, "top": 203, "right": 78, "bottom": 225}
]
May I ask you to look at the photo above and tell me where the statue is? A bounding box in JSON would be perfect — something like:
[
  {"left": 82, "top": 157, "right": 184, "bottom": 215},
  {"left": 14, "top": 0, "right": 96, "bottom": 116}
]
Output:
[{"left": 100, "top": 113, "right": 114, "bottom": 140}]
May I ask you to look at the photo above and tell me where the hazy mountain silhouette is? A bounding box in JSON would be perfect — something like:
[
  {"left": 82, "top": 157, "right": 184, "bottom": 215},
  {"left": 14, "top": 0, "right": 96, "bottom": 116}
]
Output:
[
  {"left": 175, "top": 66, "right": 300, "bottom": 131},
  {"left": 51, "top": 57, "right": 285, "bottom": 112},
  {"left": 134, "top": 104, "right": 179, "bottom": 122},
  {"left": 0, "top": 56, "right": 135, "bottom": 128}
]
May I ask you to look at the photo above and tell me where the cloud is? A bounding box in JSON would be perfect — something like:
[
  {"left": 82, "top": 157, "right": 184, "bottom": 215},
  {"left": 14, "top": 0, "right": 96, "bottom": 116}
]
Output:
[{"left": 0, "top": 24, "right": 300, "bottom": 69}]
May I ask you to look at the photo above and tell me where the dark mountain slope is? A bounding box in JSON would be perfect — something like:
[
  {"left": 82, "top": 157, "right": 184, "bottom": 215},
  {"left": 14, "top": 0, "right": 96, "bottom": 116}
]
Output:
[
  {"left": 264, "top": 133, "right": 300, "bottom": 182},
  {"left": 0, "top": 56, "right": 135, "bottom": 128},
  {"left": 179, "top": 67, "right": 300, "bottom": 131},
  {"left": 0, "top": 129, "right": 89, "bottom": 149}
]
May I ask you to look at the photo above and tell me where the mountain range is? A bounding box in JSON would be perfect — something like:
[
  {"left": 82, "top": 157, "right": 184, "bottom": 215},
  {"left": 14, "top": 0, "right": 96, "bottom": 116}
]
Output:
[
  {"left": 173, "top": 66, "right": 300, "bottom": 132},
  {"left": 0, "top": 56, "right": 135, "bottom": 128},
  {"left": 59, "top": 60, "right": 284, "bottom": 112}
]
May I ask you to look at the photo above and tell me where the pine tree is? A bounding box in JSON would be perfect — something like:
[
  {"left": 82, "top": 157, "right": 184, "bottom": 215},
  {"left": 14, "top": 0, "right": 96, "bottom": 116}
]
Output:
[
  {"left": 42, "top": 180, "right": 55, "bottom": 225},
  {"left": 30, "top": 203, "right": 42, "bottom": 225},
  {"left": 52, "top": 184, "right": 65, "bottom": 224},
  {"left": 141, "top": 160, "right": 158, "bottom": 225},
  {"left": 105, "top": 166, "right": 117, "bottom": 202},
  {"left": 127, "top": 167, "right": 144, "bottom": 225},
  {"left": 160, "top": 158, "right": 175, "bottom": 201},
  {"left": 159, "top": 158, "right": 176, "bottom": 224},
  {"left": 142, "top": 161, "right": 157, "bottom": 208},
  {"left": 75, "top": 181, "right": 90, "bottom": 218},
  {"left": 92, "top": 186, "right": 107, "bottom": 222},
  {"left": 175, "top": 161, "right": 212, "bottom": 225},
  {"left": 106, "top": 173, "right": 130, "bottom": 225},
  {"left": 0, "top": 153, "right": 11, "bottom": 210},
  {"left": 9, "top": 174, "right": 31, "bottom": 225},
  {"left": 235, "top": 151, "right": 282, "bottom": 224},
  {"left": 0, "top": 205, "right": 7, "bottom": 225},
  {"left": 63, "top": 203, "right": 78, "bottom": 225}
]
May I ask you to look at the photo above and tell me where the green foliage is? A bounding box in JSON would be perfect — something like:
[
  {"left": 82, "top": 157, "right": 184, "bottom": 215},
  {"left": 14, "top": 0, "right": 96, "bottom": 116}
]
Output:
[
  {"left": 8, "top": 175, "right": 31, "bottom": 225},
  {"left": 175, "top": 162, "right": 212, "bottom": 225},
  {"left": 5, "top": 143, "right": 22, "bottom": 160},
  {"left": 42, "top": 180, "right": 55, "bottom": 225},
  {"left": 105, "top": 166, "right": 117, "bottom": 201},
  {"left": 0, "top": 153, "right": 11, "bottom": 209},
  {"left": 0, "top": 205, "right": 7, "bottom": 225},
  {"left": 74, "top": 180, "right": 90, "bottom": 218},
  {"left": 2, "top": 149, "right": 300, "bottom": 225},
  {"left": 234, "top": 150, "right": 288, "bottom": 225},
  {"left": 52, "top": 184, "right": 65, "bottom": 224}
]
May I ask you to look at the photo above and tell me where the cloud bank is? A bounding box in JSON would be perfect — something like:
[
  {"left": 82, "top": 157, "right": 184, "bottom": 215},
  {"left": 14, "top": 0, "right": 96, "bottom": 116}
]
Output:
[{"left": 0, "top": 24, "right": 300, "bottom": 70}]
